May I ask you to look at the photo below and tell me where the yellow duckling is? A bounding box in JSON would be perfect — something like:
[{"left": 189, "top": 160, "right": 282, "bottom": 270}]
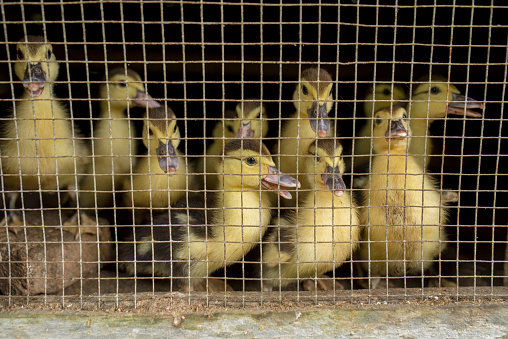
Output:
[
  {"left": 119, "top": 138, "right": 300, "bottom": 292},
  {"left": 359, "top": 106, "right": 449, "bottom": 287},
  {"left": 199, "top": 100, "right": 268, "bottom": 190},
  {"left": 122, "top": 105, "right": 189, "bottom": 213},
  {"left": 79, "top": 68, "right": 159, "bottom": 209},
  {"left": 353, "top": 83, "right": 407, "bottom": 172},
  {"left": 1, "top": 36, "right": 90, "bottom": 234},
  {"left": 408, "top": 76, "right": 483, "bottom": 168},
  {"left": 262, "top": 138, "right": 360, "bottom": 290},
  {"left": 275, "top": 67, "right": 335, "bottom": 206}
]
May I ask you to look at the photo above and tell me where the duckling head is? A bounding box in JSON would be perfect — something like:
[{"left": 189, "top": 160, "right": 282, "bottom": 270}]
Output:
[
  {"left": 100, "top": 68, "right": 160, "bottom": 110},
  {"left": 233, "top": 101, "right": 269, "bottom": 138},
  {"left": 372, "top": 106, "right": 411, "bottom": 154},
  {"left": 363, "top": 83, "right": 407, "bottom": 117},
  {"left": 292, "top": 67, "right": 334, "bottom": 137},
  {"left": 410, "top": 76, "right": 483, "bottom": 121},
  {"left": 143, "top": 106, "right": 181, "bottom": 174},
  {"left": 211, "top": 101, "right": 268, "bottom": 141},
  {"left": 307, "top": 139, "right": 347, "bottom": 197},
  {"left": 15, "top": 36, "right": 58, "bottom": 97},
  {"left": 220, "top": 139, "right": 300, "bottom": 199},
  {"left": 211, "top": 108, "right": 237, "bottom": 140}
]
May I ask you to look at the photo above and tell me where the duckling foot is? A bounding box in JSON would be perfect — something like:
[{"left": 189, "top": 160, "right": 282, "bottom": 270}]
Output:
[
  {"left": 441, "top": 189, "right": 459, "bottom": 204},
  {"left": 357, "top": 277, "right": 396, "bottom": 289},
  {"left": 180, "top": 279, "right": 234, "bottom": 292},
  {"left": 302, "top": 276, "right": 345, "bottom": 291},
  {"left": 0, "top": 212, "right": 25, "bottom": 235},
  {"left": 59, "top": 211, "right": 99, "bottom": 239},
  {"left": 427, "top": 277, "right": 457, "bottom": 288},
  {"left": 262, "top": 284, "right": 273, "bottom": 292},
  {"left": 1, "top": 192, "right": 25, "bottom": 234}
]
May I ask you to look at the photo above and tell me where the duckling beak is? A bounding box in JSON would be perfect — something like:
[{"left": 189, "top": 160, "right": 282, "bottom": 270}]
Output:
[
  {"left": 133, "top": 90, "right": 161, "bottom": 108},
  {"left": 447, "top": 92, "right": 483, "bottom": 118},
  {"left": 322, "top": 164, "right": 347, "bottom": 197},
  {"left": 156, "top": 140, "right": 179, "bottom": 174},
  {"left": 261, "top": 165, "right": 300, "bottom": 200},
  {"left": 385, "top": 120, "right": 408, "bottom": 140},
  {"left": 23, "top": 62, "right": 46, "bottom": 97},
  {"left": 235, "top": 121, "right": 254, "bottom": 138},
  {"left": 308, "top": 102, "right": 331, "bottom": 137}
]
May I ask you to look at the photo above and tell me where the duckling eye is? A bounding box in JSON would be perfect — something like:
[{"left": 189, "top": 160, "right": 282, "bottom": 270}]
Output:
[
  {"left": 431, "top": 86, "right": 441, "bottom": 94},
  {"left": 402, "top": 113, "right": 407, "bottom": 119},
  {"left": 382, "top": 89, "right": 390, "bottom": 96},
  {"left": 46, "top": 49, "right": 52, "bottom": 60},
  {"left": 245, "top": 157, "right": 257, "bottom": 165},
  {"left": 376, "top": 118, "right": 382, "bottom": 125},
  {"left": 118, "top": 83, "right": 127, "bottom": 88},
  {"left": 16, "top": 49, "right": 23, "bottom": 60},
  {"left": 302, "top": 85, "right": 309, "bottom": 95},
  {"left": 256, "top": 113, "right": 260, "bottom": 119},
  {"left": 316, "top": 156, "right": 320, "bottom": 162},
  {"left": 148, "top": 128, "right": 154, "bottom": 136},
  {"left": 227, "top": 125, "right": 234, "bottom": 133}
]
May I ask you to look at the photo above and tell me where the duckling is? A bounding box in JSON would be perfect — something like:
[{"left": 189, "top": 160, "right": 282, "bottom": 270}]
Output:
[
  {"left": 0, "top": 36, "right": 90, "bottom": 234},
  {"left": 408, "top": 76, "right": 483, "bottom": 168},
  {"left": 199, "top": 100, "right": 268, "bottom": 191},
  {"left": 122, "top": 105, "right": 189, "bottom": 215},
  {"left": 353, "top": 83, "right": 407, "bottom": 172},
  {"left": 262, "top": 139, "right": 360, "bottom": 290},
  {"left": 79, "top": 68, "right": 159, "bottom": 209},
  {"left": 119, "top": 138, "right": 300, "bottom": 291},
  {"left": 358, "top": 106, "right": 448, "bottom": 286},
  {"left": 275, "top": 67, "right": 335, "bottom": 206}
]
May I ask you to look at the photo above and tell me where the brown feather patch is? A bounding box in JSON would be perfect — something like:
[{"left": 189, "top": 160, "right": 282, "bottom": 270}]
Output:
[
  {"left": 308, "top": 138, "right": 341, "bottom": 157},
  {"left": 224, "top": 139, "right": 270, "bottom": 157},
  {"left": 301, "top": 67, "right": 333, "bottom": 97},
  {"left": 18, "top": 35, "right": 48, "bottom": 56},
  {"left": 147, "top": 105, "right": 177, "bottom": 132}
]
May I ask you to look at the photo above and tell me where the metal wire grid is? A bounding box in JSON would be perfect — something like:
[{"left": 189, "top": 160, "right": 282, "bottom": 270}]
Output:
[{"left": 0, "top": 1, "right": 505, "bottom": 309}]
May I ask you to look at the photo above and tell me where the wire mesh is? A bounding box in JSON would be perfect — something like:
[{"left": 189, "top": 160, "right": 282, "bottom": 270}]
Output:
[{"left": 0, "top": 1, "right": 506, "bottom": 310}]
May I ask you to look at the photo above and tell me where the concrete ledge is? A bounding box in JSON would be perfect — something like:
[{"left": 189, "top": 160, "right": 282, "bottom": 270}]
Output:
[{"left": 1, "top": 304, "right": 507, "bottom": 338}]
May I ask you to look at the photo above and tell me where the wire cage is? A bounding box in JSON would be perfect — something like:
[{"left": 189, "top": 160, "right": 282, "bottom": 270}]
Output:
[{"left": 0, "top": 1, "right": 506, "bottom": 311}]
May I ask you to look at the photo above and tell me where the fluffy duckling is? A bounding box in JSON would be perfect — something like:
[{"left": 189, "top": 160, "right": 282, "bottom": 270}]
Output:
[
  {"left": 275, "top": 67, "right": 335, "bottom": 206},
  {"left": 358, "top": 106, "right": 448, "bottom": 286},
  {"left": 79, "top": 68, "right": 159, "bottom": 209},
  {"left": 353, "top": 83, "right": 407, "bottom": 172},
  {"left": 199, "top": 100, "right": 268, "bottom": 190},
  {"left": 0, "top": 36, "right": 90, "bottom": 234},
  {"left": 408, "top": 76, "right": 483, "bottom": 168},
  {"left": 122, "top": 105, "right": 189, "bottom": 213},
  {"left": 119, "top": 138, "right": 300, "bottom": 291},
  {"left": 262, "top": 139, "right": 360, "bottom": 290}
]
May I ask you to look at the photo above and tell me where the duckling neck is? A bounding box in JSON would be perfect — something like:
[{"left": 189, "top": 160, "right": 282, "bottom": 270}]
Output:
[
  {"left": 373, "top": 149, "right": 418, "bottom": 174},
  {"left": 100, "top": 101, "right": 129, "bottom": 119},
  {"left": 410, "top": 119, "right": 431, "bottom": 137},
  {"left": 19, "top": 86, "right": 63, "bottom": 119},
  {"left": 302, "top": 188, "right": 345, "bottom": 209},
  {"left": 212, "top": 183, "right": 271, "bottom": 239}
]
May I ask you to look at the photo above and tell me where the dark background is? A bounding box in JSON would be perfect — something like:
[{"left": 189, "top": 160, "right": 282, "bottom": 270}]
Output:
[{"left": 0, "top": 1, "right": 506, "bottom": 285}]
